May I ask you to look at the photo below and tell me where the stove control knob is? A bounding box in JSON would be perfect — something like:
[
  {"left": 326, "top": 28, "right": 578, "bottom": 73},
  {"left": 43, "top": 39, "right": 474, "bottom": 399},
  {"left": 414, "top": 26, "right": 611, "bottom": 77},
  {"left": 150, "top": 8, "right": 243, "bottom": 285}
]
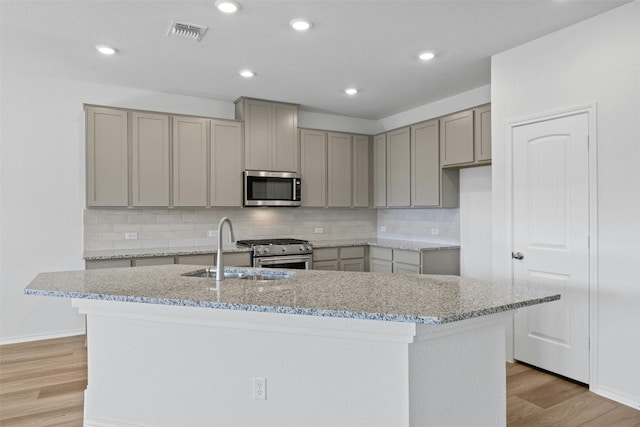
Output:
[
  {"left": 299, "top": 245, "right": 305, "bottom": 251},
  {"left": 262, "top": 247, "right": 270, "bottom": 254},
  {"left": 281, "top": 247, "right": 287, "bottom": 252}
]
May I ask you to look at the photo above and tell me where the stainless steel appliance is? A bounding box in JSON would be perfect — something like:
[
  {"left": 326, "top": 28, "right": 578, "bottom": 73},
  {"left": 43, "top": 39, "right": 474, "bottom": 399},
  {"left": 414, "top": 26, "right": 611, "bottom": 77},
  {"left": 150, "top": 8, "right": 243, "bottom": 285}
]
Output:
[
  {"left": 244, "top": 170, "right": 302, "bottom": 207},
  {"left": 236, "top": 238, "right": 312, "bottom": 269}
]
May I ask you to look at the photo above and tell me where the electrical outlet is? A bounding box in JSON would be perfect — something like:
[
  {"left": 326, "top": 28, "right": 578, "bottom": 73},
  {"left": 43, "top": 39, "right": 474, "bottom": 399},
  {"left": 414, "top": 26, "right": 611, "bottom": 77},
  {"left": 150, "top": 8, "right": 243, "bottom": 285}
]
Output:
[
  {"left": 125, "top": 232, "right": 138, "bottom": 240},
  {"left": 314, "top": 227, "right": 324, "bottom": 234},
  {"left": 253, "top": 377, "right": 266, "bottom": 400},
  {"left": 380, "top": 226, "right": 387, "bottom": 232},
  {"left": 208, "top": 230, "right": 217, "bottom": 238},
  {"left": 431, "top": 228, "right": 440, "bottom": 235}
]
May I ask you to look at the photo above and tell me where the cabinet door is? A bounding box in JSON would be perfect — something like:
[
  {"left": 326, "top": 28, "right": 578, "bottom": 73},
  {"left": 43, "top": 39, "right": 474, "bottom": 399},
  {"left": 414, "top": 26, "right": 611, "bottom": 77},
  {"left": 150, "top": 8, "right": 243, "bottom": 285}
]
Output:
[
  {"left": 386, "top": 127, "right": 411, "bottom": 207},
  {"left": 133, "top": 257, "right": 175, "bottom": 267},
  {"left": 327, "top": 132, "right": 352, "bottom": 207},
  {"left": 272, "top": 103, "right": 299, "bottom": 172},
  {"left": 131, "top": 112, "right": 170, "bottom": 206},
  {"left": 313, "top": 260, "right": 339, "bottom": 271},
  {"left": 440, "top": 110, "right": 474, "bottom": 166},
  {"left": 411, "top": 119, "right": 440, "bottom": 207},
  {"left": 300, "top": 129, "right": 327, "bottom": 207},
  {"left": 172, "top": 117, "right": 208, "bottom": 206},
  {"left": 177, "top": 254, "right": 214, "bottom": 265},
  {"left": 86, "top": 106, "right": 128, "bottom": 206},
  {"left": 393, "top": 263, "right": 421, "bottom": 274},
  {"left": 370, "top": 259, "right": 392, "bottom": 273},
  {"left": 373, "top": 134, "right": 387, "bottom": 207},
  {"left": 223, "top": 252, "right": 252, "bottom": 267},
  {"left": 210, "top": 120, "right": 243, "bottom": 207},
  {"left": 474, "top": 105, "right": 492, "bottom": 163},
  {"left": 352, "top": 135, "right": 370, "bottom": 208},
  {"left": 243, "top": 99, "right": 271, "bottom": 170},
  {"left": 340, "top": 259, "right": 365, "bottom": 272}
]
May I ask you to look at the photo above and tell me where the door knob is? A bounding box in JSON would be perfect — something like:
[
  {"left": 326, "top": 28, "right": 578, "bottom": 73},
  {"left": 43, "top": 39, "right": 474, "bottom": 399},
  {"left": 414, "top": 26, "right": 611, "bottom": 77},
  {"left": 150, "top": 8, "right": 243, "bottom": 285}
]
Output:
[{"left": 512, "top": 252, "right": 524, "bottom": 260}]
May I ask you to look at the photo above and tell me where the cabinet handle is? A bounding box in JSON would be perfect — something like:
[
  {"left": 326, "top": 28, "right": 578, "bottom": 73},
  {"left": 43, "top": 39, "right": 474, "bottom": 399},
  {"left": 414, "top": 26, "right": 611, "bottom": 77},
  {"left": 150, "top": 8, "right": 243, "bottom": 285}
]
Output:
[{"left": 511, "top": 252, "right": 524, "bottom": 260}]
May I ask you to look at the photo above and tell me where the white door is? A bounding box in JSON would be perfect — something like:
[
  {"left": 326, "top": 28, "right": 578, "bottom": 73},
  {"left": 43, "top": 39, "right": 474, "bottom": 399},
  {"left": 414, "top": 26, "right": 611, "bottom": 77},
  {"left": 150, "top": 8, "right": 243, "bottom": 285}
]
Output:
[{"left": 512, "top": 112, "right": 590, "bottom": 383}]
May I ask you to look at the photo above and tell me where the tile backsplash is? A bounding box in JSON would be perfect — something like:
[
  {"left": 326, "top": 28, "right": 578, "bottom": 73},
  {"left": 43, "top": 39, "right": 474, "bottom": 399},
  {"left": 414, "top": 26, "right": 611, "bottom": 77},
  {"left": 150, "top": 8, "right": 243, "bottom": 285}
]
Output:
[{"left": 84, "top": 207, "right": 459, "bottom": 251}]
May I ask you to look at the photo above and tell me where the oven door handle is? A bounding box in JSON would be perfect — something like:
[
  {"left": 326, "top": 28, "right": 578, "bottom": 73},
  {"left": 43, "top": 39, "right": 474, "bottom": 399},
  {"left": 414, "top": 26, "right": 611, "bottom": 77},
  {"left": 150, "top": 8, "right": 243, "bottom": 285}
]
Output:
[{"left": 254, "top": 255, "right": 312, "bottom": 268}]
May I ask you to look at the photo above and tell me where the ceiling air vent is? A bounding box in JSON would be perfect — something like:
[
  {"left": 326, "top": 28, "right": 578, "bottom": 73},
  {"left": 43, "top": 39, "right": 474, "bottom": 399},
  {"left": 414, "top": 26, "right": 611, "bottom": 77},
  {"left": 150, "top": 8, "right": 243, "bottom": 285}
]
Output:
[{"left": 168, "top": 21, "right": 208, "bottom": 41}]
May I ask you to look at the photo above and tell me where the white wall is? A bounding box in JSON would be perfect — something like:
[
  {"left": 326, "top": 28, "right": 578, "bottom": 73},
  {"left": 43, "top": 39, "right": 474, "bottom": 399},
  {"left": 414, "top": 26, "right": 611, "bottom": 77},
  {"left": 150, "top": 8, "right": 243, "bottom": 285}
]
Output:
[
  {"left": 459, "top": 166, "right": 492, "bottom": 280},
  {"left": 492, "top": 0, "right": 640, "bottom": 407}
]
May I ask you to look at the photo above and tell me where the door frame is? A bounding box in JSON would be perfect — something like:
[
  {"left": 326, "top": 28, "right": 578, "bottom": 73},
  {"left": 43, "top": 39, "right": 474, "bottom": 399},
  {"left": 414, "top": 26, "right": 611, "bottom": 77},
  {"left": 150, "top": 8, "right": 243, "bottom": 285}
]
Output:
[{"left": 505, "top": 104, "right": 598, "bottom": 388}]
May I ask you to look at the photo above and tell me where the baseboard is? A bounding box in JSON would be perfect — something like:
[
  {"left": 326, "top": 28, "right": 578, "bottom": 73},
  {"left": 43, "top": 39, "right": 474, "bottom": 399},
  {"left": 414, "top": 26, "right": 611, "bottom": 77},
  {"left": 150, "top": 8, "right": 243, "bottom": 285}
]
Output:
[
  {"left": 0, "top": 328, "right": 85, "bottom": 346},
  {"left": 591, "top": 385, "right": 640, "bottom": 410}
]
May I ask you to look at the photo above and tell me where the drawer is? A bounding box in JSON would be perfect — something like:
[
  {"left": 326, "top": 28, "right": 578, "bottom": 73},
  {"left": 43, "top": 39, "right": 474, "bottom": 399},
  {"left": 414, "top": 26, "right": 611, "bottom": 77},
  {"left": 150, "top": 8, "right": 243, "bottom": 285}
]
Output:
[
  {"left": 313, "top": 248, "right": 339, "bottom": 261},
  {"left": 393, "top": 250, "right": 420, "bottom": 266},
  {"left": 224, "top": 252, "right": 251, "bottom": 267},
  {"left": 85, "top": 259, "right": 131, "bottom": 269},
  {"left": 133, "top": 256, "right": 175, "bottom": 267},
  {"left": 369, "top": 246, "right": 392, "bottom": 261},
  {"left": 177, "top": 254, "right": 215, "bottom": 265},
  {"left": 339, "top": 246, "right": 365, "bottom": 259},
  {"left": 313, "top": 260, "right": 339, "bottom": 271}
]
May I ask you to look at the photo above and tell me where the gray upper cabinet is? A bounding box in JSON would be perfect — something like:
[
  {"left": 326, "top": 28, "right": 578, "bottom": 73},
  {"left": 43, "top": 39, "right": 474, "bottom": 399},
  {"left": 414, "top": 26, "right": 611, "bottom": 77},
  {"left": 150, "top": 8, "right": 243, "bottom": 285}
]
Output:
[
  {"left": 172, "top": 116, "right": 208, "bottom": 207},
  {"left": 386, "top": 127, "right": 411, "bottom": 207},
  {"left": 327, "top": 132, "right": 353, "bottom": 207},
  {"left": 440, "top": 110, "right": 474, "bottom": 167},
  {"left": 300, "top": 129, "right": 327, "bottom": 207},
  {"left": 86, "top": 106, "right": 128, "bottom": 207},
  {"left": 441, "top": 104, "right": 491, "bottom": 168},
  {"left": 352, "top": 134, "right": 370, "bottom": 208},
  {"left": 474, "top": 104, "right": 492, "bottom": 163},
  {"left": 373, "top": 134, "right": 387, "bottom": 207},
  {"left": 410, "top": 119, "right": 440, "bottom": 207},
  {"left": 235, "top": 98, "right": 299, "bottom": 172},
  {"left": 131, "top": 112, "right": 170, "bottom": 206},
  {"left": 210, "top": 119, "right": 243, "bottom": 207}
]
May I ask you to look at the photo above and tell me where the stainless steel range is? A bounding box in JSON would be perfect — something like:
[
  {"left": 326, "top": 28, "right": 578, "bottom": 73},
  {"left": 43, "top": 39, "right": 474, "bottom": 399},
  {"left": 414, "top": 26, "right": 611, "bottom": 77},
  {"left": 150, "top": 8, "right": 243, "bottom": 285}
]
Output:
[{"left": 236, "top": 238, "right": 313, "bottom": 270}]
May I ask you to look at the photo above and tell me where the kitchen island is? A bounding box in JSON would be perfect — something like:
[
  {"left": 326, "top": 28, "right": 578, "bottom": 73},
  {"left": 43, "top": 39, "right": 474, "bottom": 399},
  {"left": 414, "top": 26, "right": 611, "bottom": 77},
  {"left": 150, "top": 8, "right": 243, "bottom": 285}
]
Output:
[{"left": 26, "top": 265, "right": 559, "bottom": 427}]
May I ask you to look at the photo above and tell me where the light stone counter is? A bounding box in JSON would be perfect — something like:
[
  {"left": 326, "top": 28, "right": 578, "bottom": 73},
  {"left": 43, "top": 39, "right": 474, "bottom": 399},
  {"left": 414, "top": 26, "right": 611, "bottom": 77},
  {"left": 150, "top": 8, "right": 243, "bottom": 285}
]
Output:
[
  {"left": 26, "top": 264, "right": 556, "bottom": 324},
  {"left": 25, "top": 265, "right": 559, "bottom": 426},
  {"left": 84, "top": 238, "right": 459, "bottom": 260}
]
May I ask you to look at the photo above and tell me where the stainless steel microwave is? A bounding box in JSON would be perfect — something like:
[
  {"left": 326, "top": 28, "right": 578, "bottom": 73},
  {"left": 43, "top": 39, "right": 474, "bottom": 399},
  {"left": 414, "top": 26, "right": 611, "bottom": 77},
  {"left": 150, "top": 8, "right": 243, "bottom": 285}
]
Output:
[{"left": 244, "top": 171, "right": 302, "bottom": 207}]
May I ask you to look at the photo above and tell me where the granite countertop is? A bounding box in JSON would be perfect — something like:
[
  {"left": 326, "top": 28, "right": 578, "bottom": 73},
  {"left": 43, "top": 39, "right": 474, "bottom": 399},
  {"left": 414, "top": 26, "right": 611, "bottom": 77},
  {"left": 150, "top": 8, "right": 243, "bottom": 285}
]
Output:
[
  {"left": 25, "top": 265, "right": 558, "bottom": 325},
  {"left": 84, "top": 239, "right": 459, "bottom": 260}
]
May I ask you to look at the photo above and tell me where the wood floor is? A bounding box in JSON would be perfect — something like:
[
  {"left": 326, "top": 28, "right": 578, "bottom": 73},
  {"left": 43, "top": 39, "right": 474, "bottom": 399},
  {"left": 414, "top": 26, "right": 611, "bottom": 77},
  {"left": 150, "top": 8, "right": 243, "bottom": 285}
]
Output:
[{"left": 1, "top": 335, "right": 638, "bottom": 426}]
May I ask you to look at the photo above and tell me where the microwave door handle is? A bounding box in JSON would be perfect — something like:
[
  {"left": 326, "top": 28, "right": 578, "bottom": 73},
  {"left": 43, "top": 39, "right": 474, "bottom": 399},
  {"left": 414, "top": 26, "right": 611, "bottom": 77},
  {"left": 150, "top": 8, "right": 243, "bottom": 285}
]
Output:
[{"left": 292, "top": 179, "right": 297, "bottom": 201}]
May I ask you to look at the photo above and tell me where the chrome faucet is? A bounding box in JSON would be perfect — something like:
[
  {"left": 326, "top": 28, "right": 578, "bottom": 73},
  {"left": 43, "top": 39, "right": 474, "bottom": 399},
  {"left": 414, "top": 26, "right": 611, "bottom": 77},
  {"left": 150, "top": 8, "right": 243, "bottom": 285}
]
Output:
[{"left": 216, "top": 217, "right": 236, "bottom": 281}]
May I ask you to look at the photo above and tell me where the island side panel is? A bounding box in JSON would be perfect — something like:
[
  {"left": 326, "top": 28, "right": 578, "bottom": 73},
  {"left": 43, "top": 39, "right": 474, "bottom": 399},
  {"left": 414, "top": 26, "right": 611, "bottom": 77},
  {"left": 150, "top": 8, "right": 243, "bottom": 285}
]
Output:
[
  {"left": 408, "top": 314, "right": 508, "bottom": 426},
  {"left": 77, "top": 299, "right": 416, "bottom": 427}
]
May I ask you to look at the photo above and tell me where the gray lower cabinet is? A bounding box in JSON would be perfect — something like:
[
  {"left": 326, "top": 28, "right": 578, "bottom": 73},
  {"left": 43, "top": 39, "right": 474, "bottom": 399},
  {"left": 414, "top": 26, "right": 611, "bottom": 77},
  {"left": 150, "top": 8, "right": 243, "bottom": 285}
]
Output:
[
  {"left": 86, "top": 106, "right": 128, "bottom": 207},
  {"left": 133, "top": 256, "right": 175, "bottom": 267},
  {"left": 368, "top": 246, "right": 460, "bottom": 275},
  {"left": 177, "top": 252, "right": 251, "bottom": 267},
  {"left": 85, "top": 259, "right": 132, "bottom": 269},
  {"left": 313, "top": 246, "right": 367, "bottom": 272},
  {"left": 131, "top": 112, "right": 170, "bottom": 206}
]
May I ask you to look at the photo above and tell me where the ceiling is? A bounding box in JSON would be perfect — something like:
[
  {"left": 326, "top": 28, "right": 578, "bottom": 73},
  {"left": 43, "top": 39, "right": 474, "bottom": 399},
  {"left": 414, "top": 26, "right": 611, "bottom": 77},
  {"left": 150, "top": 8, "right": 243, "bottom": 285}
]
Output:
[{"left": 0, "top": 0, "right": 629, "bottom": 120}]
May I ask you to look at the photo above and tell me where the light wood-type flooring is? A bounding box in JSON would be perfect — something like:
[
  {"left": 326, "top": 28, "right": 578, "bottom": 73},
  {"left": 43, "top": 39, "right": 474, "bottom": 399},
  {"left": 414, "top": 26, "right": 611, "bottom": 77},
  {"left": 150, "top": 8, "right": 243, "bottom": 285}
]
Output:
[{"left": 1, "top": 335, "right": 639, "bottom": 426}]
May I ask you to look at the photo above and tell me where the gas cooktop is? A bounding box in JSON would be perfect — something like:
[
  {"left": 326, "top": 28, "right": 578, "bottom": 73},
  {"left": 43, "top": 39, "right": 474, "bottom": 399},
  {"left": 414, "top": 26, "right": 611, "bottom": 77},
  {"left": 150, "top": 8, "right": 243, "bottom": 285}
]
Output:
[{"left": 236, "top": 238, "right": 309, "bottom": 247}]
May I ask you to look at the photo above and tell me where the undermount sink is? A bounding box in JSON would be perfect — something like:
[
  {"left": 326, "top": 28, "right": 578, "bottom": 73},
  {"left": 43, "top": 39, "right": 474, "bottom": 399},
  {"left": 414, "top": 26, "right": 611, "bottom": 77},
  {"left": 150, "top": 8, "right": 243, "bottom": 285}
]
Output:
[{"left": 182, "top": 268, "right": 292, "bottom": 281}]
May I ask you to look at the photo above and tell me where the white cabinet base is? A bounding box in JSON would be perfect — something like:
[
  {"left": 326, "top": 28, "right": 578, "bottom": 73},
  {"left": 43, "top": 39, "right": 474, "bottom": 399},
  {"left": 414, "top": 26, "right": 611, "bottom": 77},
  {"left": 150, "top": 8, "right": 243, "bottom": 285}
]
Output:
[{"left": 76, "top": 299, "right": 507, "bottom": 427}]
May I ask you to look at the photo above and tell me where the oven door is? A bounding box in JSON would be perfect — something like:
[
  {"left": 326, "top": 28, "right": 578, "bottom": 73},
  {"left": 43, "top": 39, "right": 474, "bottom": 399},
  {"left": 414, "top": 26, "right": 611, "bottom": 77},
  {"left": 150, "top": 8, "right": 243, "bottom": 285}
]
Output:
[{"left": 253, "top": 254, "right": 311, "bottom": 270}]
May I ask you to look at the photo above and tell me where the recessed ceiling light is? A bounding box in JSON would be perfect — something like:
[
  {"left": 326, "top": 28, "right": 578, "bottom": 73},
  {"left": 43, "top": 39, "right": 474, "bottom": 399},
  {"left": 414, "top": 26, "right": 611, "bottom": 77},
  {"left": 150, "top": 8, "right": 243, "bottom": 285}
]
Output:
[
  {"left": 419, "top": 51, "right": 435, "bottom": 61},
  {"left": 290, "top": 18, "right": 312, "bottom": 31},
  {"left": 239, "top": 69, "right": 255, "bottom": 78},
  {"left": 215, "top": 0, "right": 240, "bottom": 14},
  {"left": 95, "top": 45, "right": 118, "bottom": 55},
  {"left": 345, "top": 88, "right": 358, "bottom": 96}
]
